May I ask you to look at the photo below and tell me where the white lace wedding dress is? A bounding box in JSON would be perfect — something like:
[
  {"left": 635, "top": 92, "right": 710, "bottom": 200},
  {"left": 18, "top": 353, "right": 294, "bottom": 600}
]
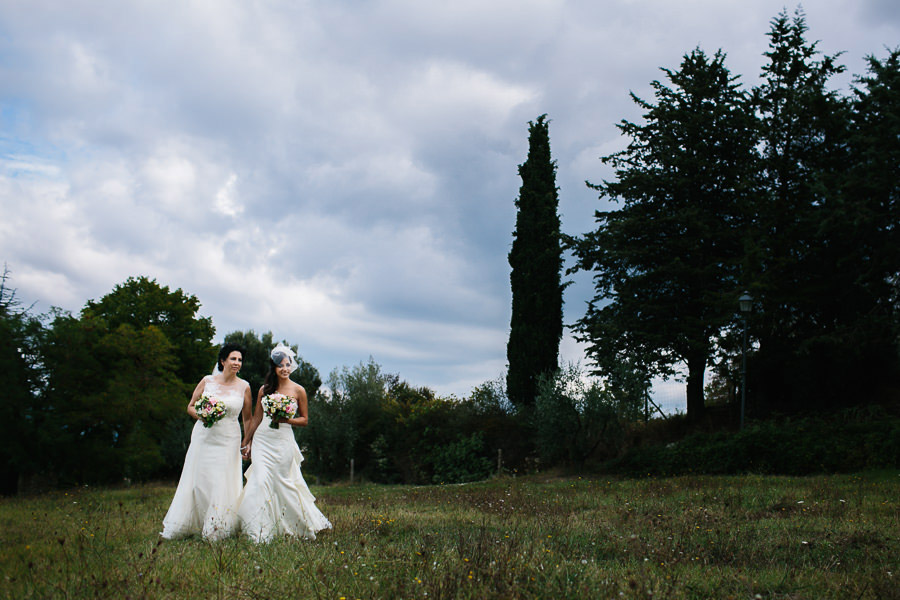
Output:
[
  {"left": 161, "top": 377, "right": 244, "bottom": 540},
  {"left": 237, "top": 412, "right": 332, "bottom": 543}
]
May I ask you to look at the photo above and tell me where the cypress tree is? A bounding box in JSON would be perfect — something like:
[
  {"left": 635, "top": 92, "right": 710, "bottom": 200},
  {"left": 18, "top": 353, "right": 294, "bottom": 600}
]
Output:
[{"left": 507, "top": 115, "right": 564, "bottom": 408}]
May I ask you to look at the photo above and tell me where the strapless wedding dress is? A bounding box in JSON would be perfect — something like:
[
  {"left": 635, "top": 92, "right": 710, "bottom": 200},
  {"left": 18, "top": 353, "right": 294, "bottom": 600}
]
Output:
[{"left": 238, "top": 413, "right": 331, "bottom": 543}]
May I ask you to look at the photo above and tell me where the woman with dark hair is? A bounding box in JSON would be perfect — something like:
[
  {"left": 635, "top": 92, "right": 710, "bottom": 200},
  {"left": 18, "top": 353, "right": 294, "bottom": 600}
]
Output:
[
  {"left": 161, "top": 343, "right": 253, "bottom": 540},
  {"left": 237, "top": 344, "right": 331, "bottom": 543}
]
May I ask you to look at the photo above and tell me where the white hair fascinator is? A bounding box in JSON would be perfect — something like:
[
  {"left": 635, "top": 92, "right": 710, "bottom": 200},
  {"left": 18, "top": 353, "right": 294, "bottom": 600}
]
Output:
[{"left": 271, "top": 344, "right": 299, "bottom": 374}]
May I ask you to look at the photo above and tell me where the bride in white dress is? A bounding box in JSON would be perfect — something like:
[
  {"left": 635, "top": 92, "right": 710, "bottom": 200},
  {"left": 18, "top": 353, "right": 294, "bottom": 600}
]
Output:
[
  {"left": 161, "top": 343, "right": 253, "bottom": 540},
  {"left": 238, "top": 344, "right": 332, "bottom": 543}
]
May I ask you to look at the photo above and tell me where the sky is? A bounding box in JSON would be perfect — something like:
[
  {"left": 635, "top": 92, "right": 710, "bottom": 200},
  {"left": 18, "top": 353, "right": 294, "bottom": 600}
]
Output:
[{"left": 1, "top": 0, "right": 898, "bottom": 412}]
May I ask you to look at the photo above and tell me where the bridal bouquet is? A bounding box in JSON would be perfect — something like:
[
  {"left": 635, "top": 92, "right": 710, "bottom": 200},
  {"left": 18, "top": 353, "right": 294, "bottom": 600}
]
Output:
[
  {"left": 195, "top": 394, "right": 227, "bottom": 428},
  {"left": 261, "top": 393, "right": 297, "bottom": 429}
]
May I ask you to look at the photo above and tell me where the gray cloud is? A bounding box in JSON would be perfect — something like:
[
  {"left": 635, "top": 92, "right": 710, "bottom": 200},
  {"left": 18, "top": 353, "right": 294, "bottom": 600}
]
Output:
[{"left": 1, "top": 0, "right": 897, "bottom": 403}]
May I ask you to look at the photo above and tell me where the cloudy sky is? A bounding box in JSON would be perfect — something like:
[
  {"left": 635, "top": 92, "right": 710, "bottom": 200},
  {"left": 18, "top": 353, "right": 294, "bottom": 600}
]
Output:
[{"left": 1, "top": 1, "right": 897, "bottom": 409}]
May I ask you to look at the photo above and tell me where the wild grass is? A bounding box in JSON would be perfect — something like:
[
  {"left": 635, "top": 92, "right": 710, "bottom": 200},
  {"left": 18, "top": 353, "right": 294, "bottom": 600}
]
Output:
[{"left": 0, "top": 471, "right": 897, "bottom": 599}]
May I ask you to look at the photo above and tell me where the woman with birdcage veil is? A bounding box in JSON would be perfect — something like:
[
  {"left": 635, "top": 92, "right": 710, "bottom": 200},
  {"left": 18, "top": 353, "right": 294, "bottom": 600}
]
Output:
[{"left": 237, "top": 344, "right": 331, "bottom": 543}]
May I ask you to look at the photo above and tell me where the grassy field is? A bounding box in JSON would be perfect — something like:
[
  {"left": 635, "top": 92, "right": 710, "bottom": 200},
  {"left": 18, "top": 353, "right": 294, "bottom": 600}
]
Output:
[{"left": 0, "top": 472, "right": 897, "bottom": 599}]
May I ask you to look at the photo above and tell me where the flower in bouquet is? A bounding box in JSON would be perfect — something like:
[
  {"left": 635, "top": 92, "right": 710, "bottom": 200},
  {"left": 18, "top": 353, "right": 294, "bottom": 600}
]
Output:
[
  {"left": 261, "top": 393, "right": 297, "bottom": 429},
  {"left": 195, "top": 393, "right": 227, "bottom": 428}
]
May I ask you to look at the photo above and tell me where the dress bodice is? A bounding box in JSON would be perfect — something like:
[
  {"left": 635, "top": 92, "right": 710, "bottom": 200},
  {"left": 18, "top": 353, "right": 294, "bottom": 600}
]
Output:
[{"left": 203, "top": 377, "right": 245, "bottom": 420}]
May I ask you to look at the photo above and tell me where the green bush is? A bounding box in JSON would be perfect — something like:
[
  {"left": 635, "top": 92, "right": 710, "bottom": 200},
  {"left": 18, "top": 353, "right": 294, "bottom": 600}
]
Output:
[
  {"left": 604, "top": 407, "right": 900, "bottom": 476},
  {"left": 297, "top": 365, "right": 507, "bottom": 484},
  {"left": 427, "top": 431, "right": 493, "bottom": 484},
  {"left": 534, "top": 364, "right": 624, "bottom": 467},
  {"left": 295, "top": 391, "right": 356, "bottom": 480},
  {"left": 297, "top": 358, "right": 390, "bottom": 481}
]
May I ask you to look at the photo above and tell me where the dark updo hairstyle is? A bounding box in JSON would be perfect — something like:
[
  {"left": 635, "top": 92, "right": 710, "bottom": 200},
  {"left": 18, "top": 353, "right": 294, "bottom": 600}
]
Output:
[{"left": 216, "top": 342, "right": 245, "bottom": 373}]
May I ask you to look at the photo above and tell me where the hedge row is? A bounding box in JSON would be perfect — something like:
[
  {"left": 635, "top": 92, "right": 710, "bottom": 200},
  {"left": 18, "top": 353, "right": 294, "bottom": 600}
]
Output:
[{"left": 603, "top": 409, "right": 900, "bottom": 476}]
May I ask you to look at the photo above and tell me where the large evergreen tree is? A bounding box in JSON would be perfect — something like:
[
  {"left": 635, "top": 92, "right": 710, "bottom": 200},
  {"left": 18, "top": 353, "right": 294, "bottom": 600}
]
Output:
[
  {"left": 506, "top": 115, "right": 564, "bottom": 408},
  {"left": 822, "top": 48, "right": 900, "bottom": 400},
  {"left": 567, "top": 49, "right": 759, "bottom": 421},
  {"left": 748, "top": 8, "right": 852, "bottom": 411},
  {"left": 0, "top": 266, "right": 44, "bottom": 493},
  {"left": 847, "top": 48, "right": 900, "bottom": 332}
]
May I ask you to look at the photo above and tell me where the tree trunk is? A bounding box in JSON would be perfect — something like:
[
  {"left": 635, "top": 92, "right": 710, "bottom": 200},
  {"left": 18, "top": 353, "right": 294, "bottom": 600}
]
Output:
[{"left": 685, "top": 353, "right": 707, "bottom": 422}]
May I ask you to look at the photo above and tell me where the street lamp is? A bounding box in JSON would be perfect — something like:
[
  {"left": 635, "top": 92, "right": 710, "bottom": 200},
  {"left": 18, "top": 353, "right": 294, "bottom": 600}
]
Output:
[{"left": 739, "top": 292, "right": 753, "bottom": 429}]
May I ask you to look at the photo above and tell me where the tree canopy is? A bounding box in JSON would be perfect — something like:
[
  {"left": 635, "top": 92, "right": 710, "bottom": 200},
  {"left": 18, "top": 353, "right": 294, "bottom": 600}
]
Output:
[
  {"left": 567, "top": 49, "right": 759, "bottom": 420},
  {"left": 570, "top": 9, "right": 900, "bottom": 419},
  {"left": 37, "top": 277, "right": 216, "bottom": 484},
  {"left": 83, "top": 276, "right": 216, "bottom": 383},
  {"left": 0, "top": 266, "right": 45, "bottom": 493}
]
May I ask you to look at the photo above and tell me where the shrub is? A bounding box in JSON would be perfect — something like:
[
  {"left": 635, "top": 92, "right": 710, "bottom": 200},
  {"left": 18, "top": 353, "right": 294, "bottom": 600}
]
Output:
[
  {"left": 604, "top": 407, "right": 900, "bottom": 476},
  {"left": 534, "top": 364, "right": 624, "bottom": 467},
  {"left": 428, "top": 432, "right": 493, "bottom": 484}
]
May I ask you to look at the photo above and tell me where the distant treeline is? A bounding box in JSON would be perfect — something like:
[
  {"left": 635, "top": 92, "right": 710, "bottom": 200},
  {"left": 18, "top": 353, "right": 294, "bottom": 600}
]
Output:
[
  {"left": 0, "top": 272, "right": 528, "bottom": 492},
  {"left": 1, "top": 270, "right": 897, "bottom": 494}
]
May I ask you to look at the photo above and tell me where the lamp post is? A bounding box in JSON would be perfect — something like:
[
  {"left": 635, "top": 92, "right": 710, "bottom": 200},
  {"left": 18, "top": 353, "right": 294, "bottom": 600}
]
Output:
[{"left": 739, "top": 292, "right": 753, "bottom": 429}]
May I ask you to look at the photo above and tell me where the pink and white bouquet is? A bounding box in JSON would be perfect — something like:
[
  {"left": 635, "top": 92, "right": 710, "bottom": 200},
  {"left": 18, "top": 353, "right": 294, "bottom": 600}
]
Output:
[
  {"left": 195, "top": 393, "right": 227, "bottom": 428},
  {"left": 261, "top": 393, "right": 297, "bottom": 429}
]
